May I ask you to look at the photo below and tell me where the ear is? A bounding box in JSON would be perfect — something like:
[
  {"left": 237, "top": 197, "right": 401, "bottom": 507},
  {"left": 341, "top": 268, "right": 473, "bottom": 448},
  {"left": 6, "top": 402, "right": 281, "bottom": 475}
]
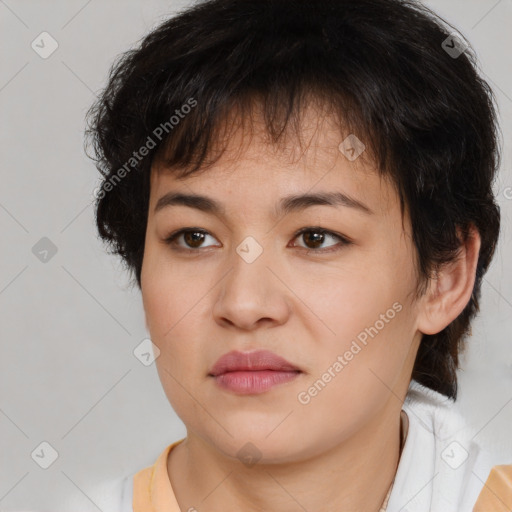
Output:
[{"left": 416, "top": 224, "right": 481, "bottom": 336}]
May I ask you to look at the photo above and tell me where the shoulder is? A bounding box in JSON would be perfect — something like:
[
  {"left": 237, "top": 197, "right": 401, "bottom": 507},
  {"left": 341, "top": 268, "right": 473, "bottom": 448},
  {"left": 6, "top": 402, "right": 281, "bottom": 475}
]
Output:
[
  {"left": 98, "top": 439, "right": 184, "bottom": 511},
  {"left": 387, "top": 379, "right": 510, "bottom": 512}
]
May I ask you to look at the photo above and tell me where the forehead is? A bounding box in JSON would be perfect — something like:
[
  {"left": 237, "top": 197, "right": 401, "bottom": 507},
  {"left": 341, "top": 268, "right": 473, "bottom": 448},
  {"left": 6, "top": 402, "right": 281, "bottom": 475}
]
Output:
[{"left": 149, "top": 104, "right": 397, "bottom": 218}]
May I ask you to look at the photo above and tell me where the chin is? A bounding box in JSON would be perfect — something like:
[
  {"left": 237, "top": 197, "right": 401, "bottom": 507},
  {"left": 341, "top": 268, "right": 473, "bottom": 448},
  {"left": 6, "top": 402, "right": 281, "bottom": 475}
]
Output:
[{"left": 203, "top": 428, "right": 310, "bottom": 466}]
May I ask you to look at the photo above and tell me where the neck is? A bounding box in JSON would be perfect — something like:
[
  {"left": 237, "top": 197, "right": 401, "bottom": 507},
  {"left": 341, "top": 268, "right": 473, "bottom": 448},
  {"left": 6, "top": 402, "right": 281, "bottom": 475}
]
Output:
[{"left": 168, "top": 396, "right": 405, "bottom": 512}]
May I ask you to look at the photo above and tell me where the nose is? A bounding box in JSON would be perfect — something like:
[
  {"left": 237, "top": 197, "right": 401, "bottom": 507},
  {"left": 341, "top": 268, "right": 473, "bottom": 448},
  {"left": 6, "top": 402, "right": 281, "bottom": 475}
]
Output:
[{"left": 212, "top": 242, "right": 291, "bottom": 331}]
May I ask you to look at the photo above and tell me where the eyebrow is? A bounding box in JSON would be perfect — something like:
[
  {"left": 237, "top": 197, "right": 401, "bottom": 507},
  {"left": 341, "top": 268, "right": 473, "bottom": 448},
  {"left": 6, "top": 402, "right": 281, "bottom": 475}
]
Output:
[{"left": 154, "top": 191, "right": 373, "bottom": 217}]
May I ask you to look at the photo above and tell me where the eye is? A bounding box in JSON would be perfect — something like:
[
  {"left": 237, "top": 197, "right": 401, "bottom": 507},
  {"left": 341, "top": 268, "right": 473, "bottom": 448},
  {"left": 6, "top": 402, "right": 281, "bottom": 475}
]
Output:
[
  {"left": 290, "top": 227, "right": 351, "bottom": 252},
  {"left": 163, "top": 226, "right": 352, "bottom": 254},
  {"left": 163, "top": 228, "right": 220, "bottom": 251}
]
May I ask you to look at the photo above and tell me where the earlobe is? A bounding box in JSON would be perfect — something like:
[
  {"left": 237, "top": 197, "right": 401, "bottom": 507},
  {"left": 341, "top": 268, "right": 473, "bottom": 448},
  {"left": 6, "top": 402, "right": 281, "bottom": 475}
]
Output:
[{"left": 417, "top": 225, "right": 481, "bottom": 336}]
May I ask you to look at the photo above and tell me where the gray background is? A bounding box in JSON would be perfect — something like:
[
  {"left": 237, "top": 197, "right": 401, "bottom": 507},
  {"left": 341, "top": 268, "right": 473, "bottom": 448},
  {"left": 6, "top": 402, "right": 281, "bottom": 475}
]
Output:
[{"left": 0, "top": 0, "right": 511, "bottom": 510}]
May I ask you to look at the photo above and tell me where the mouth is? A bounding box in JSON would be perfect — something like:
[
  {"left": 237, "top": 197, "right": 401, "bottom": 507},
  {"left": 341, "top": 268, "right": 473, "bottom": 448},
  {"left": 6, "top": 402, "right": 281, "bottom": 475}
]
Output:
[
  {"left": 208, "top": 349, "right": 303, "bottom": 395},
  {"left": 211, "top": 370, "right": 301, "bottom": 394},
  {"left": 209, "top": 349, "right": 301, "bottom": 376}
]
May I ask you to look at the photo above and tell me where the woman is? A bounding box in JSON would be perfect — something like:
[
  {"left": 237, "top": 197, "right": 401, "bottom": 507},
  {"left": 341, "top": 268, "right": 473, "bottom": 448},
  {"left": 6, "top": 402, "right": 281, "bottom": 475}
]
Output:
[{"left": 85, "top": 0, "right": 511, "bottom": 509}]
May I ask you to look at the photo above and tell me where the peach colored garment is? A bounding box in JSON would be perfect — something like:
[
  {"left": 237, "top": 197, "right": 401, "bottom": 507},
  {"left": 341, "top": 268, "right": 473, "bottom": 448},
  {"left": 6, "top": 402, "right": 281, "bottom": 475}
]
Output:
[
  {"left": 473, "top": 465, "right": 512, "bottom": 511},
  {"left": 133, "top": 439, "right": 185, "bottom": 512}
]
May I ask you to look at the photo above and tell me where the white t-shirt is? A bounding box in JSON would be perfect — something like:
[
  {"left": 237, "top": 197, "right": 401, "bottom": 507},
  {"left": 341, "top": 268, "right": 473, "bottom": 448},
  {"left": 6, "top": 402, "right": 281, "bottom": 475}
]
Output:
[
  {"left": 386, "top": 380, "right": 497, "bottom": 511},
  {"left": 96, "top": 379, "right": 506, "bottom": 512}
]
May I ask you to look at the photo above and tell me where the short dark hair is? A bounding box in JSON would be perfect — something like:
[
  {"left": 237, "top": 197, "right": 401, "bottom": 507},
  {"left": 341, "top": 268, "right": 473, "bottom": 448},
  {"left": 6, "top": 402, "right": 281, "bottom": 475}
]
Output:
[{"left": 85, "top": 0, "right": 501, "bottom": 399}]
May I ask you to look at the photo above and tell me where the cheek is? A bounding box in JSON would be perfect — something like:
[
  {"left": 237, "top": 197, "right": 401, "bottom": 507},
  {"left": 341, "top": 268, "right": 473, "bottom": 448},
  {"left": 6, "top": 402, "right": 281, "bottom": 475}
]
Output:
[
  {"left": 141, "top": 249, "right": 202, "bottom": 339},
  {"left": 300, "top": 257, "right": 417, "bottom": 381},
  {"left": 141, "top": 248, "right": 213, "bottom": 362},
  {"left": 297, "top": 262, "right": 402, "bottom": 336},
  {"left": 294, "top": 302, "right": 415, "bottom": 443}
]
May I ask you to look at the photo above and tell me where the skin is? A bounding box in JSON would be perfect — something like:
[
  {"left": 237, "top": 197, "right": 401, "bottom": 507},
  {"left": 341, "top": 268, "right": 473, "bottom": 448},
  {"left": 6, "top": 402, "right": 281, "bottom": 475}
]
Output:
[{"left": 140, "top": 103, "right": 481, "bottom": 512}]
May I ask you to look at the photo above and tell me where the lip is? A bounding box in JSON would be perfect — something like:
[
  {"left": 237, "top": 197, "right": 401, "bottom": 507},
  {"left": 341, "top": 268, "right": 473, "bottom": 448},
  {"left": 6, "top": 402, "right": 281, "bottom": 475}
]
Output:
[
  {"left": 209, "top": 349, "right": 301, "bottom": 376},
  {"left": 208, "top": 350, "right": 302, "bottom": 395}
]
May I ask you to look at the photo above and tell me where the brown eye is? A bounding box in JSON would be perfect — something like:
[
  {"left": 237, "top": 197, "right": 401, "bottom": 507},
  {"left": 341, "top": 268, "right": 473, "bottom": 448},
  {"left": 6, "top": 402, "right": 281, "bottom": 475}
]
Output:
[
  {"left": 164, "top": 228, "right": 220, "bottom": 250},
  {"left": 301, "top": 231, "right": 327, "bottom": 249},
  {"left": 183, "top": 231, "right": 206, "bottom": 248},
  {"left": 292, "top": 227, "right": 351, "bottom": 252}
]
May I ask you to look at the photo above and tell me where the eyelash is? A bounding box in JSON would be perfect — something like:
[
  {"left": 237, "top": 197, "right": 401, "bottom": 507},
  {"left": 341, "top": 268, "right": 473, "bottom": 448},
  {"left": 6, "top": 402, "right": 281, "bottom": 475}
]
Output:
[{"left": 162, "top": 227, "right": 352, "bottom": 254}]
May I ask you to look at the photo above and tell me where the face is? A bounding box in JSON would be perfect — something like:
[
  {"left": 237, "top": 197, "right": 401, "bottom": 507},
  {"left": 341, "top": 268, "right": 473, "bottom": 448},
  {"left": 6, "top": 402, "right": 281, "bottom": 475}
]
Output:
[{"left": 141, "top": 106, "right": 424, "bottom": 464}]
